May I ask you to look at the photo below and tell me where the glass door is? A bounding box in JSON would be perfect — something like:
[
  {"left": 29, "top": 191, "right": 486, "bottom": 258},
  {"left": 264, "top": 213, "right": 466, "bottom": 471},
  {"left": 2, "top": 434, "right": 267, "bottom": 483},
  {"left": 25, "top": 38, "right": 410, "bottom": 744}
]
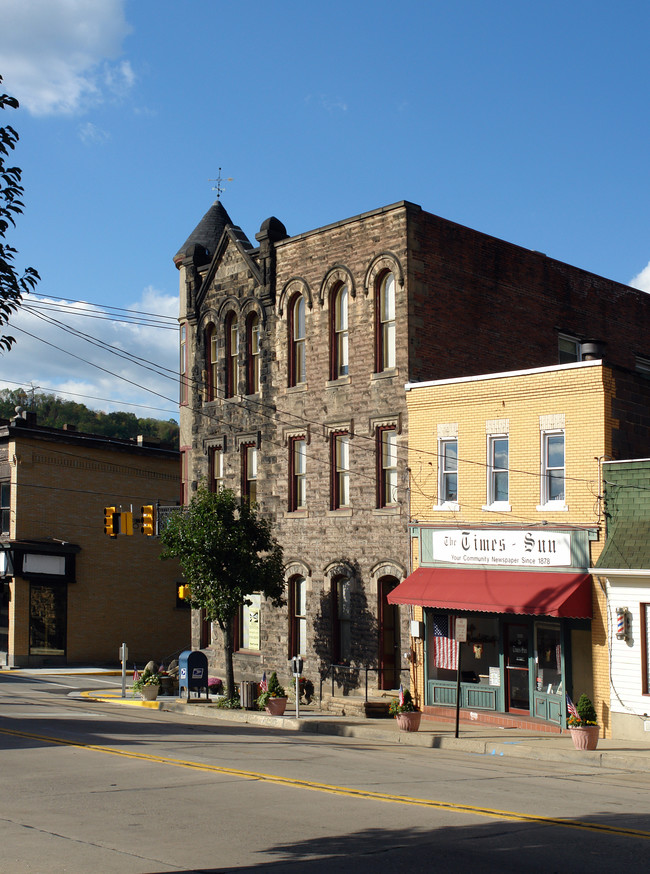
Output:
[{"left": 505, "top": 622, "right": 530, "bottom": 713}]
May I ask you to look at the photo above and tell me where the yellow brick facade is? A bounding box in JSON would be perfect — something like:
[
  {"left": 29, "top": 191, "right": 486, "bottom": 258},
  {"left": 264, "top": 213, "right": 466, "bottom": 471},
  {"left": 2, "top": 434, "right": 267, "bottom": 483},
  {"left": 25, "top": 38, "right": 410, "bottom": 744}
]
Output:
[{"left": 405, "top": 361, "right": 613, "bottom": 732}]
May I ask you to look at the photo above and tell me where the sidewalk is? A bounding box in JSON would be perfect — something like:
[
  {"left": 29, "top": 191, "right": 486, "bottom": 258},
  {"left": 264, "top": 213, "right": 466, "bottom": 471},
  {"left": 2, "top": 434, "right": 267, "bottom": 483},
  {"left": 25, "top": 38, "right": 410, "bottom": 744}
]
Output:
[{"left": 79, "top": 683, "right": 650, "bottom": 773}]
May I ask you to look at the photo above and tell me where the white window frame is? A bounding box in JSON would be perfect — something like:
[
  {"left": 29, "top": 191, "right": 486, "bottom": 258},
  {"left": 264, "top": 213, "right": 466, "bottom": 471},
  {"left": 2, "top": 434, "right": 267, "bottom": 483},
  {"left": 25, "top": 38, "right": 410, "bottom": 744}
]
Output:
[
  {"left": 434, "top": 438, "right": 459, "bottom": 511},
  {"left": 484, "top": 435, "right": 510, "bottom": 511},
  {"left": 538, "top": 430, "right": 567, "bottom": 511}
]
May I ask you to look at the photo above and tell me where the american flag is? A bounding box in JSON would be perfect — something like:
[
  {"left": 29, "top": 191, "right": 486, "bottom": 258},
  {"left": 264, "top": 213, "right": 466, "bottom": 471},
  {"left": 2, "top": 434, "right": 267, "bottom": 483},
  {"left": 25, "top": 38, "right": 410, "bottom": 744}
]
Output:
[
  {"left": 133, "top": 667, "right": 140, "bottom": 683},
  {"left": 566, "top": 695, "right": 579, "bottom": 719},
  {"left": 259, "top": 671, "right": 268, "bottom": 692},
  {"left": 431, "top": 614, "right": 458, "bottom": 670},
  {"left": 398, "top": 683, "right": 404, "bottom": 706}
]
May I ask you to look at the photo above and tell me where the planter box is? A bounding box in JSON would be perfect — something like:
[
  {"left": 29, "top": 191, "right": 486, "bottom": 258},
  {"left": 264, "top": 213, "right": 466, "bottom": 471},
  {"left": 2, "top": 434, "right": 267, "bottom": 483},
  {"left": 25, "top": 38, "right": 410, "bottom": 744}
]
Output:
[
  {"left": 395, "top": 711, "right": 422, "bottom": 732},
  {"left": 140, "top": 685, "right": 160, "bottom": 701},
  {"left": 569, "top": 725, "right": 599, "bottom": 750},
  {"left": 265, "top": 697, "right": 287, "bottom": 716}
]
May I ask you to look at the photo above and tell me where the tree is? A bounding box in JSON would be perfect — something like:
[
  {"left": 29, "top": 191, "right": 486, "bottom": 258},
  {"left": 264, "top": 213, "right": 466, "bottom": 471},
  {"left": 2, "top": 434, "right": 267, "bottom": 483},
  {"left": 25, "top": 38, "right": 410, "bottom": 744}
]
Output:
[
  {"left": 159, "top": 486, "right": 285, "bottom": 699},
  {"left": 0, "top": 76, "right": 38, "bottom": 350}
]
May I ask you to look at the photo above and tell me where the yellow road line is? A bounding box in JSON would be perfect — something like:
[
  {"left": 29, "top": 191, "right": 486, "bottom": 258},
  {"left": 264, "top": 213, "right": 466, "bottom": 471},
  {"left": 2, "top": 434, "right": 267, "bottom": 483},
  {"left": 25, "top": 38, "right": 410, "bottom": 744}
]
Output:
[{"left": 1, "top": 724, "right": 648, "bottom": 840}]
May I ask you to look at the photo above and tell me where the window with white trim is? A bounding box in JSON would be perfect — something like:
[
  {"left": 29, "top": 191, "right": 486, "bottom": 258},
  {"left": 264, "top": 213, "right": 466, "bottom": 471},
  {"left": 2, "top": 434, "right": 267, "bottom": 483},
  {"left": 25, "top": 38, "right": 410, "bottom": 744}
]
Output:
[
  {"left": 487, "top": 435, "right": 509, "bottom": 506},
  {"left": 541, "top": 431, "right": 565, "bottom": 505},
  {"left": 438, "top": 438, "right": 458, "bottom": 505}
]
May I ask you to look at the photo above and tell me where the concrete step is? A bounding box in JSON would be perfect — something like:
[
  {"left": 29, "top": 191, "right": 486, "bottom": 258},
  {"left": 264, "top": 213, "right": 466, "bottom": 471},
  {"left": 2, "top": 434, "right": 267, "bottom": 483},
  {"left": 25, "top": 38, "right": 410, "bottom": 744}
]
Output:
[{"left": 320, "top": 694, "right": 392, "bottom": 719}]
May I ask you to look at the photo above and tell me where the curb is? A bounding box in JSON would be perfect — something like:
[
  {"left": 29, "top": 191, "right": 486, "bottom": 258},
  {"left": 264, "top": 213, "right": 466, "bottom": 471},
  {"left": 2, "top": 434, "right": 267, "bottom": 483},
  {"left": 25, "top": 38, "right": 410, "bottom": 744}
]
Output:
[{"left": 81, "top": 693, "right": 650, "bottom": 772}]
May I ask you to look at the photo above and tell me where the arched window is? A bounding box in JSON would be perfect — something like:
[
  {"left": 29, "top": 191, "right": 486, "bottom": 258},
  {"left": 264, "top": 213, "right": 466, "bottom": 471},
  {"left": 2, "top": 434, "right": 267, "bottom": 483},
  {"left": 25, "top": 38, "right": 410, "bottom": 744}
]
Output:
[
  {"left": 205, "top": 323, "right": 218, "bottom": 401},
  {"left": 331, "top": 284, "right": 349, "bottom": 379},
  {"left": 289, "top": 575, "right": 307, "bottom": 658},
  {"left": 289, "top": 294, "right": 306, "bottom": 386},
  {"left": 225, "top": 312, "right": 238, "bottom": 398},
  {"left": 246, "top": 312, "right": 261, "bottom": 394},
  {"left": 332, "top": 576, "right": 351, "bottom": 663},
  {"left": 377, "top": 272, "right": 395, "bottom": 371}
]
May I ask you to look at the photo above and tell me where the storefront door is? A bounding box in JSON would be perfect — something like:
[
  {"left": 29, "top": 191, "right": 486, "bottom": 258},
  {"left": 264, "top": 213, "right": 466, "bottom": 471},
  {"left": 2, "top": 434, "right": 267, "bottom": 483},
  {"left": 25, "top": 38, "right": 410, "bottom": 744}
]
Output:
[
  {"left": 505, "top": 622, "right": 530, "bottom": 713},
  {"left": 378, "top": 577, "right": 400, "bottom": 690}
]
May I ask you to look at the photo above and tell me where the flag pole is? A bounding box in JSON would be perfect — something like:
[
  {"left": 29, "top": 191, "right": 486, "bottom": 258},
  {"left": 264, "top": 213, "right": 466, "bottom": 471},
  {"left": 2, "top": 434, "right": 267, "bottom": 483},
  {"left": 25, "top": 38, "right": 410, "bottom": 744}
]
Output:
[{"left": 454, "top": 639, "right": 462, "bottom": 738}]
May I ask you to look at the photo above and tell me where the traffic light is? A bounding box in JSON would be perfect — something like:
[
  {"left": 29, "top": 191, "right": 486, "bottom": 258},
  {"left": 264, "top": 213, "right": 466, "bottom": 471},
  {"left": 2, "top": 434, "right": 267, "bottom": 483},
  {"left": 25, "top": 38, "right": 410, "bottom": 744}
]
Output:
[
  {"left": 104, "top": 506, "right": 117, "bottom": 537},
  {"left": 178, "top": 584, "right": 191, "bottom": 600},
  {"left": 120, "top": 510, "right": 134, "bottom": 536},
  {"left": 141, "top": 505, "right": 155, "bottom": 536}
]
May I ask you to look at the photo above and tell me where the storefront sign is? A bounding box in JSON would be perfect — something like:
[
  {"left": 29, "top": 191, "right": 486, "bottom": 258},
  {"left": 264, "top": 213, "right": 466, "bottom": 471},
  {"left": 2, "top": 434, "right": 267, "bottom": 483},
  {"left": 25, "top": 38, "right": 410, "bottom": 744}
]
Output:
[
  {"left": 455, "top": 617, "right": 467, "bottom": 642},
  {"left": 430, "top": 528, "right": 572, "bottom": 568}
]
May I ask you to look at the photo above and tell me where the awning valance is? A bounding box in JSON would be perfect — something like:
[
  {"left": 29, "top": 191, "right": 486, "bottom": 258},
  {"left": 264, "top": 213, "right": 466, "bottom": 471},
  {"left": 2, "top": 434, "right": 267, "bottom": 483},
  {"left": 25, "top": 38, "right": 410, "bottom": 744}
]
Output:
[{"left": 387, "top": 567, "right": 592, "bottom": 619}]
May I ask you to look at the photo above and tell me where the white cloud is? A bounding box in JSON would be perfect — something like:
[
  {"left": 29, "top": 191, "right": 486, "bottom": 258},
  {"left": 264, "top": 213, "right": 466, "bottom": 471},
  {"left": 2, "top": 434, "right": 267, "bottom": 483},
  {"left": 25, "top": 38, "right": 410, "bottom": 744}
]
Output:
[
  {"left": 78, "top": 121, "right": 110, "bottom": 145},
  {"left": 629, "top": 262, "right": 650, "bottom": 293},
  {"left": 0, "top": 0, "right": 133, "bottom": 116},
  {"left": 0, "top": 288, "right": 179, "bottom": 416}
]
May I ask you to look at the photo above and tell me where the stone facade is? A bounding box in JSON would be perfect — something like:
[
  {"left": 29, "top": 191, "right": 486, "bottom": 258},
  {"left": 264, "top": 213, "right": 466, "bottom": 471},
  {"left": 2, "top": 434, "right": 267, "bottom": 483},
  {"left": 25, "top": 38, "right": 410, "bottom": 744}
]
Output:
[{"left": 175, "top": 199, "right": 650, "bottom": 694}]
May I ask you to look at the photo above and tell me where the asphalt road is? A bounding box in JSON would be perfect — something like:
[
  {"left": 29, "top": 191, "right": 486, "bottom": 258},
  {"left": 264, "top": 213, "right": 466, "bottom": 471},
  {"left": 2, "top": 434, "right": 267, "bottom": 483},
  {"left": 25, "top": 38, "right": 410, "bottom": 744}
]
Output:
[{"left": 1, "top": 672, "right": 650, "bottom": 873}]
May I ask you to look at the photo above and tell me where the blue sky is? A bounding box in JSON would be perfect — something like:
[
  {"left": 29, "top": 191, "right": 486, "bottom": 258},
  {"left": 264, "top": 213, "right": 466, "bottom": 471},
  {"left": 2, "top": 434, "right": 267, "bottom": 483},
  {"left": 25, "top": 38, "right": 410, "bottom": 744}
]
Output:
[{"left": 2, "top": 0, "right": 650, "bottom": 418}]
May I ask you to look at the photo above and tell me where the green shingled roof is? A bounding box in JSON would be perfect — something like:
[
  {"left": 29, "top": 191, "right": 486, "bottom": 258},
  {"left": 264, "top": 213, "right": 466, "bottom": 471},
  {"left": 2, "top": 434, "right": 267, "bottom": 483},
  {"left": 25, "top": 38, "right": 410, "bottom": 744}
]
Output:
[{"left": 596, "top": 461, "right": 650, "bottom": 569}]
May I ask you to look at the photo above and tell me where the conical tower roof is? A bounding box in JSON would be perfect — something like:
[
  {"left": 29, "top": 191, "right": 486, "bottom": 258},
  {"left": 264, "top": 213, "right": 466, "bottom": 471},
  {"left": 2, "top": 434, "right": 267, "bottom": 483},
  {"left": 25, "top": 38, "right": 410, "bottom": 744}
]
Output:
[{"left": 173, "top": 200, "right": 233, "bottom": 266}]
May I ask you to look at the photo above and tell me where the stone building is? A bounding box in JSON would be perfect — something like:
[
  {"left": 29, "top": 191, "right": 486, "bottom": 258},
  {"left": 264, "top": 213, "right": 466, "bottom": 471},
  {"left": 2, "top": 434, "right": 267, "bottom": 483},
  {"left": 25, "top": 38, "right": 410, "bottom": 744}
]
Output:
[{"left": 175, "top": 198, "right": 650, "bottom": 696}]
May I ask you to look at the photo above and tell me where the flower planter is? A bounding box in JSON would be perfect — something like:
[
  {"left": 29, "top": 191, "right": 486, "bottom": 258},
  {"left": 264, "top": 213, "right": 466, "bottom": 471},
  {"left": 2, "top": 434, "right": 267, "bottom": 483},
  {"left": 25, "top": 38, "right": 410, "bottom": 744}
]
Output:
[
  {"left": 140, "top": 685, "right": 160, "bottom": 701},
  {"left": 265, "top": 696, "right": 287, "bottom": 716},
  {"left": 395, "top": 711, "right": 422, "bottom": 732},
  {"left": 569, "top": 725, "right": 599, "bottom": 750}
]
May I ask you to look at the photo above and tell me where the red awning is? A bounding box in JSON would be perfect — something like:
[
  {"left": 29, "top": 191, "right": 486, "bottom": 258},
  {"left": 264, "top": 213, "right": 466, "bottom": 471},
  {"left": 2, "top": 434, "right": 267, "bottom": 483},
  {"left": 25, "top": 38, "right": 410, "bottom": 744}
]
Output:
[{"left": 387, "top": 567, "right": 592, "bottom": 619}]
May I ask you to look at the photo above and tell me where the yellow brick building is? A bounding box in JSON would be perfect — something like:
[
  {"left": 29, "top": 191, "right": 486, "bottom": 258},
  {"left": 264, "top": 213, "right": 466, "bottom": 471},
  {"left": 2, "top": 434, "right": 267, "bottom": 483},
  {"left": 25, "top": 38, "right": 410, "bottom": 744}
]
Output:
[
  {"left": 0, "top": 413, "right": 190, "bottom": 667},
  {"left": 390, "top": 360, "right": 615, "bottom": 733}
]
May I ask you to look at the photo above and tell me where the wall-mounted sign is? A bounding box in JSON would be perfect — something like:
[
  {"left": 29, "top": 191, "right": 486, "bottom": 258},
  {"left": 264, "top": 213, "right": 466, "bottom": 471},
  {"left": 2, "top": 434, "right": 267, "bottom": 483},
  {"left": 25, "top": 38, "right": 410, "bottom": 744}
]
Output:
[
  {"left": 455, "top": 617, "right": 467, "bottom": 642},
  {"left": 428, "top": 528, "right": 572, "bottom": 568}
]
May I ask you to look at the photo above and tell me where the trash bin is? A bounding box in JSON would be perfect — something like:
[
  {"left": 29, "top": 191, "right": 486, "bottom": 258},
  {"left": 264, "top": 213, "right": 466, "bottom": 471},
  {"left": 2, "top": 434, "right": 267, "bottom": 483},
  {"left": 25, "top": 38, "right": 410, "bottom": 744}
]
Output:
[
  {"left": 239, "top": 680, "right": 259, "bottom": 710},
  {"left": 178, "top": 650, "right": 209, "bottom": 701}
]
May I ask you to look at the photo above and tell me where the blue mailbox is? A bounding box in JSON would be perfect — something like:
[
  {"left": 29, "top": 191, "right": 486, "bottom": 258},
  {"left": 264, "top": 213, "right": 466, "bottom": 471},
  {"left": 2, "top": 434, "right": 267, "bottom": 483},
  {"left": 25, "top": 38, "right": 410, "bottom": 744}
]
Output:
[{"left": 178, "top": 650, "right": 209, "bottom": 701}]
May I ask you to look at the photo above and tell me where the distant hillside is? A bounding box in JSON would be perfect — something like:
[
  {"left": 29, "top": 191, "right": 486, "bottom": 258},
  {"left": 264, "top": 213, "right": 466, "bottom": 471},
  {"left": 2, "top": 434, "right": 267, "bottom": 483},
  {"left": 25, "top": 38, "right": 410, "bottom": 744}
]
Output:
[{"left": 0, "top": 389, "right": 179, "bottom": 449}]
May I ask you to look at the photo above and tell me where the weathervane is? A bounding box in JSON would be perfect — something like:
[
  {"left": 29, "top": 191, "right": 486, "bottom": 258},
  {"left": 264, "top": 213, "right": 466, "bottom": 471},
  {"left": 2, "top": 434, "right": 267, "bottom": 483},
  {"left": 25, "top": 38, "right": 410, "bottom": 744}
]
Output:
[{"left": 209, "top": 168, "right": 233, "bottom": 201}]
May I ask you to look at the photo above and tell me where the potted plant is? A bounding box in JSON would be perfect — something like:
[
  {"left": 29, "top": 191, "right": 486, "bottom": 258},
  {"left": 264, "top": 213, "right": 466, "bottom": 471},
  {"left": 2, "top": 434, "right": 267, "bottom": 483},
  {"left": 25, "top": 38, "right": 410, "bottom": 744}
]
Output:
[
  {"left": 567, "top": 694, "right": 599, "bottom": 750},
  {"left": 257, "top": 671, "right": 287, "bottom": 715},
  {"left": 133, "top": 667, "right": 162, "bottom": 701},
  {"left": 389, "top": 688, "right": 422, "bottom": 731},
  {"left": 290, "top": 675, "right": 314, "bottom": 704}
]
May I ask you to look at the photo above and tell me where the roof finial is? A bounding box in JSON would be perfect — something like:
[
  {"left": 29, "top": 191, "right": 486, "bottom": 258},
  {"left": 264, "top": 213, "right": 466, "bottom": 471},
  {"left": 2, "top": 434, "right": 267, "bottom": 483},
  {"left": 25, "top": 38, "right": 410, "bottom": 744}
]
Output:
[{"left": 209, "top": 168, "right": 233, "bottom": 201}]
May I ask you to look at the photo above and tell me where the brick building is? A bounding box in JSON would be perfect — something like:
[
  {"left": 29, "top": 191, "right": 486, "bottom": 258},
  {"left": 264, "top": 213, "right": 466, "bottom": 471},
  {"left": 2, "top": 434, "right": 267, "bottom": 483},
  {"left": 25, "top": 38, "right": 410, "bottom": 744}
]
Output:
[
  {"left": 175, "top": 198, "right": 650, "bottom": 697},
  {"left": 0, "top": 412, "right": 190, "bottom": 667},
  {"left": 389, "top": 360, "right": 650, "bottom": 733}
]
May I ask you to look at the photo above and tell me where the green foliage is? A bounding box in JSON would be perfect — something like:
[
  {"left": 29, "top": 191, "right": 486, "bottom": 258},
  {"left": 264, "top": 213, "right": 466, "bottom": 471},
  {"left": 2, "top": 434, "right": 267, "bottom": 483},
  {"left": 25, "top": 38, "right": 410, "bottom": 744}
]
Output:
[
  {"left": 0, "top": 77, "right": 39, "bottom": 350},
  {"left": 132, "top": 668, "right": 161, "bottom": 695},
  {"left": 257, "top": 671, "right": 286, "bottom": 709},
  {"left": 215, "top": 694, "right": 241, "bottom": 710},
  {"left": 576, "top": 694, "right": 598, "bottom": 725},
  {"left": 0, "top": 388, "right": 179, "bottom": 447},
  {"left": 160, "top": 485, "right": 285, "bottom": 699},
  {"left": 160, "top": 486, "right": 285, "bottom": 625},
  {"left": 291, "top": 676, "right": 314, "bottom": 704},
  {"left": 388, "top": 688, "right": 418, "bottom": 716}
]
